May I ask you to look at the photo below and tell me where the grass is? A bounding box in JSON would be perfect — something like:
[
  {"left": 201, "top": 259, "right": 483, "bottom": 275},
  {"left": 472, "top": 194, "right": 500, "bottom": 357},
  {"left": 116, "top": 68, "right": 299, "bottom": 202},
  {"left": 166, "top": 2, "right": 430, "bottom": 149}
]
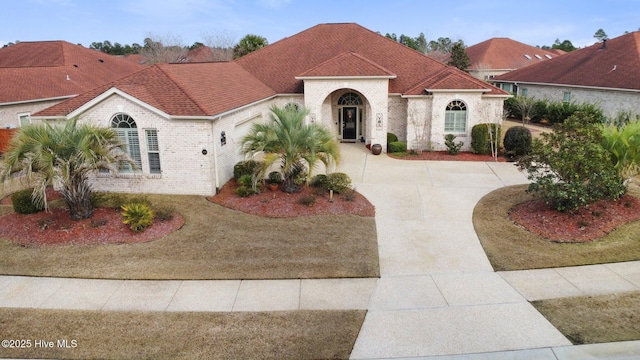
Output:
[
  {"left": 0, "top": 194, "right": 379, "bottom": 279},
  {"left": 532, "top": 291, "right": 640, "bottom": 344},
  {"left": 473, "top": 184, "right": 640, "bottom": 271},
  {"left": 0, "top": 308, "right": 365, "bottom": 359}
]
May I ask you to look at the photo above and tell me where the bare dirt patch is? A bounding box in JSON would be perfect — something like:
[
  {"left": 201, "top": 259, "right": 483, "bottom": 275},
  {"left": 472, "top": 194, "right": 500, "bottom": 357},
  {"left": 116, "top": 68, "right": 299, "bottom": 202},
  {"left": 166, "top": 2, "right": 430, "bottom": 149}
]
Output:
[{"left": 509, "top": 195, "right": 640, "bottom": 243}]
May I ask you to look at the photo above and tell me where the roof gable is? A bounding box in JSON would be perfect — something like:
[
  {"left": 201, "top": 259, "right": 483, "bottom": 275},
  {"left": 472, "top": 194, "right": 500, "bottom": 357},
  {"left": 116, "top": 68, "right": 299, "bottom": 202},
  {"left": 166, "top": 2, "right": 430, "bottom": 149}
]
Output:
[
  {"left": 35, "top": 62, "right": 276, "bottom": 117},
  {"left": 297, "top": 51, "right": 396, "bottom": 78},
  {"left": 494, "top": 31, "right": 640, "bottom": 91}
]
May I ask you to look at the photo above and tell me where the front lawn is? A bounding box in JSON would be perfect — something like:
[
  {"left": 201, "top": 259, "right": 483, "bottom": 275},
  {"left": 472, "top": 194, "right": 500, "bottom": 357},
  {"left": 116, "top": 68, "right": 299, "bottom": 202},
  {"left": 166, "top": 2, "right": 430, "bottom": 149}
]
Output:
[{"left": 0, "top": 193, "right": 379, "bottom": 280}]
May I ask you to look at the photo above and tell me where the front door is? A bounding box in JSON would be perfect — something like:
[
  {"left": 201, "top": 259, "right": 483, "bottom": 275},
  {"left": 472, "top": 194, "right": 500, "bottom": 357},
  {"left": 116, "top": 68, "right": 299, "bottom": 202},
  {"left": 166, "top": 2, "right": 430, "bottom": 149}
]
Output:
[{"left": 342, "top": 107, "right": 357, "bottom": 141}]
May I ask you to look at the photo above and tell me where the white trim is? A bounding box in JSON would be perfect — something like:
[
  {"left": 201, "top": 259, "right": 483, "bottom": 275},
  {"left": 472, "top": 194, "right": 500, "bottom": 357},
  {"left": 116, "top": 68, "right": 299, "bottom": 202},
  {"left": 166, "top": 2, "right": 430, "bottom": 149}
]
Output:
[
  {"left": 295, "top": 75, "right": 397, "bottom": 80},
  {"left": 491, "top": 80, "right": 640, "bottom": 94},
  {"left": 0, "top": 95, "right": 74, "bottom": 107}
]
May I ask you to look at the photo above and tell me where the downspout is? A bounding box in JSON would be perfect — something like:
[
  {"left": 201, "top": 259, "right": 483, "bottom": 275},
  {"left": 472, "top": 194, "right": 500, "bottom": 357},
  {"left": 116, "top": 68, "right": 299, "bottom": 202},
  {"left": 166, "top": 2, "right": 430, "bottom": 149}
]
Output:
[{"left": 211, "top": 117, "right": 221, "bottom": 194}]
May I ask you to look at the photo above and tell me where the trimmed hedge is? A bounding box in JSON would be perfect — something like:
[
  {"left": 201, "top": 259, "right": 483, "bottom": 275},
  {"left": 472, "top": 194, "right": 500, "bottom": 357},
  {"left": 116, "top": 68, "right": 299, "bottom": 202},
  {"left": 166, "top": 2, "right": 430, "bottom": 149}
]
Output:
[
  {"left": 388, "top": 141, "right": 407, "bottom": 153},
  {"left": 503, "top": 126, "right": 532, "bottom": 160},
  {"left": 387, "top": 132, "right": 398, "bottom": 143},
  {"left": 323, "top": 173, "right": 352, "bottom": 194},
  {"left": 471, "top": 123, "right": 501, "bottom": 155},
  {"left": 233, "top": 160, "right": 263, "bottom": 181},
  {"left": 11, "top": 188, "right": 44, "bottom": 215}
]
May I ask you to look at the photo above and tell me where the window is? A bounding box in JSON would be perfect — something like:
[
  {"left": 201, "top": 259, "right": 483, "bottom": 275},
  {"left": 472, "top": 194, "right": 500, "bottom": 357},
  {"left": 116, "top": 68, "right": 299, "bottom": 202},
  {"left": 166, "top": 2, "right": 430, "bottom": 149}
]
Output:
[
  {"left": 563, "top": 92, "right": 571, "bottom": 103},
  {"left": 18, "top": 113, "right": 30, "bottom": 127},
  {"left": 445, "top": 100, "right": 467, "bottom": 133},
  {"left": 111, "top": 113, "right": 141, "bottom": 172},
  {"left": 145, "top": 129, "right": 161, "bottom": 174},
  {"left": 521, "top": 88, "right": 528, "bottom": 97},
  {"left": 500, "top": 83, "right": 512, "bottom": 92},
  {"left": 338, "top": 92, "right": 363, "bottom": 105}
]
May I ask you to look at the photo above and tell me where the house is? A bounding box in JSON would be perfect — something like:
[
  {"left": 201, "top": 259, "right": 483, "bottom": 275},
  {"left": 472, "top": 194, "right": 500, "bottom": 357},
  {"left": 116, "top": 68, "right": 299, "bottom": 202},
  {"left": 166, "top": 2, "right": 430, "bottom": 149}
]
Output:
[
  {"left": 33, "top": 23, "right": 509, "bottom": 197},
  {"left": 0, "top": 41, "right": 145, "bottom": 129},
  {"left": 492, "top": 31, "right": 640, "bottom": 118},
  {"left": 465, "top": 38, "right": 559, "bottom": 81}
]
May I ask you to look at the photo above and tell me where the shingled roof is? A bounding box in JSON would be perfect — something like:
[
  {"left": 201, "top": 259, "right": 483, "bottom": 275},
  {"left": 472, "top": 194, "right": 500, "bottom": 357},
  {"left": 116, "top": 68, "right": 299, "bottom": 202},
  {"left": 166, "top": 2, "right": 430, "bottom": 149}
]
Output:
[
  {"left": 236, "top": 23, "right": 506, "bottom": 96},
  {"left": 466, "top": 38, "right": 558, "bottom": 71},
  {"left": 0, "top": 41, "right": 145, "bottom": 104},
  {"left": 36, "top": 62, "right": 276, "bottom": 117},
  {"left": 494, "top": 31, "right": 640, "bottom": 91},
  {"left": 35, "top": 23, "right": 507, "bottom": 118}
]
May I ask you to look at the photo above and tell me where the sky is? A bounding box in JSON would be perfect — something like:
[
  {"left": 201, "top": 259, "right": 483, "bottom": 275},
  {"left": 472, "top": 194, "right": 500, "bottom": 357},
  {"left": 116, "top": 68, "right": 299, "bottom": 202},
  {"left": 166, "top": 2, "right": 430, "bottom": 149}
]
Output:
[{"left": 2, "top": 0, "right": 639, "bottom": 49}]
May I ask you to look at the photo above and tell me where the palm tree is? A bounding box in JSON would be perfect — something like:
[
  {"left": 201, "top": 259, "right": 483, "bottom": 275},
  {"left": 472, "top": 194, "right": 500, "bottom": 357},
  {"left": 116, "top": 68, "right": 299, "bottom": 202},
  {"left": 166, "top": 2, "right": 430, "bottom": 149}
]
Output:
[
  {"left": 240, "top": 105, "right": 340, "bottom": 193},
  {"left": 0, "top": 119, "right": 133, "bottom": 220}
]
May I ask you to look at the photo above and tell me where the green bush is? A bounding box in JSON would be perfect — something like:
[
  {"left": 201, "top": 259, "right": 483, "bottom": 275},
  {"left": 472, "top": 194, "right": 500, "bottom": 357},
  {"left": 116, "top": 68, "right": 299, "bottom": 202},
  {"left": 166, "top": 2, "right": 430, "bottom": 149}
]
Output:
[
  {"left": 310, "top": 174, "right": 327, "bottom": 188},
  {"left": 387, "top": 132, "right": 398, "bottom": 144},
  {"left": 233, "top": 160, "right": 263, "bottom": 181},
  {"left": 388, "top": 141, "right": 407, "bottom": 153},
  {"left": 518, "top": 111, "right": 625, "bottom": 212},
  {"left": 11, "top": 188, "right": 44, "bottom": 214},
  {"left": 121, "top": 202, "right": 154, "bottom": 232},
  {"left": 601, "top": 120, "right": 640, "bottom": 182},
  {"left": 267, "top": 171, "right": 282, "bottom": 184},
  {"left": 471, "top": 124, "right": 501, "bottom": 155},
  {"left": 503, "top": 126, "right": 532, "bottom": 160},
  {"left": 238, "top": 174, "right": 254, "bottom": 188},
  {"left": 444, "top": 134, "right": 463, "bottom": 155},
  {"left": 323, "top": 172, "right": 352, "bottom": 194}
]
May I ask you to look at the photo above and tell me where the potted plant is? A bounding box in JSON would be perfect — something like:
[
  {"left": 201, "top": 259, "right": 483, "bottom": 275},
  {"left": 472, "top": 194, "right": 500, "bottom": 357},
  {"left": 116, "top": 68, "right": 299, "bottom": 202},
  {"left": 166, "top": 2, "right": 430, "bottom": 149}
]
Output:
[{"left": 267, "top": 171, "right": 282, "bottom": 191}]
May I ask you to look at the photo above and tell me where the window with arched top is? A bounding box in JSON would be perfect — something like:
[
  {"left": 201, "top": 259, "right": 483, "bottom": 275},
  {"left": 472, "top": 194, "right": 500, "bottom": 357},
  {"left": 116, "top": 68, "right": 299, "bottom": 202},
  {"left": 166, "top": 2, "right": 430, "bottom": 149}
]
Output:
[
  {"left": 111, "top": 114, "right": 142, "bottom": 172},
  {"left": 338, "top": 92, "right": 363, "bottom": 106},
  {"left": 445, "top": 100, "right": 467, "bottom": 133}
]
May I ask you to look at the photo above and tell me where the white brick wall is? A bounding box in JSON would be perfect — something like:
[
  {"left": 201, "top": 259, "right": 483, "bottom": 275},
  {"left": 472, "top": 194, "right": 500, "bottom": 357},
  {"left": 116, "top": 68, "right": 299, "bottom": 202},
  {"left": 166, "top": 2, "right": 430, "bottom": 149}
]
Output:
[{"left": 520, "top": 84, "right": 640, "bottom": 118}]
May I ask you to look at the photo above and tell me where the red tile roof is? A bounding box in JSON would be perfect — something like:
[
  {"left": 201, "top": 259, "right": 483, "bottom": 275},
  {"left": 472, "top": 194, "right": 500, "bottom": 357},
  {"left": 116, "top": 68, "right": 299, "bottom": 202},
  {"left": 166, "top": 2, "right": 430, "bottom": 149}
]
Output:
[
  {"left": 466, "top": 38, "right": 558, "bottom": 71},
  {"left": 35, "top": 23, "right": 508, "bottom": 118},
  {"left": 36, "top": 62, "right": 276, "bottom": 117},
  {"left": 494, "top": 31, "right": 640, "bottom": 91},
  {"left": 0, "top": 41, "right": 145, "bottom": 104}
]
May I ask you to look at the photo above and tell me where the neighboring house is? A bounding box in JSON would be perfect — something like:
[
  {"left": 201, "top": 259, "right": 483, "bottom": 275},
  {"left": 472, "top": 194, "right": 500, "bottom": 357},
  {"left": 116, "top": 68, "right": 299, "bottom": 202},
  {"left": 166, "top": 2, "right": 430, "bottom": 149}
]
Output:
[
  {"left": 33, "top": 23, "right": 509, "bottom": 197},
  {"left": 0, "top": 41, "right": 145, "bottom": 129},
  {"left": 492, "top": 31, "right": 640, "bottom": 118},
  {"left": 465, "top": 38, "right": 559, "bottom": 81}
]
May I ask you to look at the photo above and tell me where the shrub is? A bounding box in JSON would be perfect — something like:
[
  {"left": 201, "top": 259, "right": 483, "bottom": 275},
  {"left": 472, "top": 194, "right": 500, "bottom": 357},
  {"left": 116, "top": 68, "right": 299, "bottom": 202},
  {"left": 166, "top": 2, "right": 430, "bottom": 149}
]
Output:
[
  {"left": 238, "top": 174, "right": 254, "bottom": 188},
  {"left": 323, "top": 172, "right": 352, "bottom": 194},
  {"left": 267, "top": 171, "right": 282, "bottom": 184},
  {"left": 121, "top": 202, "right": 154, "bottom": 232},
  {"left": 444, "top": 134, "right": 463, "bottom": 155},
  {"left": 601, "top": 119, "right": 640, "bottom": 182},
  {"left": 344, "top": 188, "right": 357, "bottom": 202},
  {"left": 387, "top": 132, "right": 398, "bottom": 144},
  {"left": 11, "top": 188, "right": 44, "bottom": 214},
  {"left": 298, "top": 195, "right": 316, "bottom": 206},
  {"left": 153, "top": 204, "right": 176, "bottom": 221},
  {"left": 503, "top": 126, "right": 532, "bottom": 160},
  {"left": 388, "top": 141, "right": 407, "bottom": 153},
  {"left": 471, "top": 124, "right": 501, "bottom": 155},
  {"left": 518, "top": 111, "right": 626, "bottom": 212},
  {"left": 233, "top": 160, "right": 263, "bottom": 181},
  {"left": 310, "top": 174, "right": 327, "bottom": 188},
  {"left": 234, "top": 186, "right": 257, "bottom": 197}
]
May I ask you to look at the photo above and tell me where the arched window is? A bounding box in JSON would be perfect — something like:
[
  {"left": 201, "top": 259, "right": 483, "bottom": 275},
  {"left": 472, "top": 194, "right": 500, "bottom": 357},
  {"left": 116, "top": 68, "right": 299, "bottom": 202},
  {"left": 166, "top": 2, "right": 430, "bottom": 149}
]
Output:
[
  {"left": 338, "top": 92, "right": 363, "bottom": 106},
  {"left": 111, "top": 114, "right": 142, "bottom": 172},
  {"left": 445, "top": 100, "right": 467, "bottom": 133}
]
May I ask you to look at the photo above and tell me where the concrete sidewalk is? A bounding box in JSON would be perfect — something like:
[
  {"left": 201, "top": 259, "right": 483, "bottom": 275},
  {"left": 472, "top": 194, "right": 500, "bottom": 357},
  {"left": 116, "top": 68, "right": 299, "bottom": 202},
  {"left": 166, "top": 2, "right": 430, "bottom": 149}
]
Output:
[{"left": 1, "top": 143, "right": 639, "bottom": 359}]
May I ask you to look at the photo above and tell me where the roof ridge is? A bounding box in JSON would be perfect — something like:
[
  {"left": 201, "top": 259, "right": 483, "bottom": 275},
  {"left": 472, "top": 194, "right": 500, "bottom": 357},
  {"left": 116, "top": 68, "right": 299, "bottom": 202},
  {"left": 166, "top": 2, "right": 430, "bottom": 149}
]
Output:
[{"left": 155, "top": 63, "right": 210, "bottom": 114}]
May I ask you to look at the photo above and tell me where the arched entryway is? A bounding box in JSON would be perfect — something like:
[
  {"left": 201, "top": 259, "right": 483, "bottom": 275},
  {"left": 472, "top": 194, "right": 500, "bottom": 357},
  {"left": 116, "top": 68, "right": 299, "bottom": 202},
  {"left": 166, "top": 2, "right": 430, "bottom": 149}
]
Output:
[{"left": 336, "top": 91, "right": 365, "bottom": 142}]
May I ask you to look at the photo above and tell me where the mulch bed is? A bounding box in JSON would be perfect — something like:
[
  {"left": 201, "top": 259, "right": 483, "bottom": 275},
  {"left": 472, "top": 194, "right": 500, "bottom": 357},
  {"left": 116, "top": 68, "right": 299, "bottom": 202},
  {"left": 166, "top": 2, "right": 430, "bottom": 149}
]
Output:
[
  {"left": 388, "top": 151, "right": 507, "bottom": 162},
  {"left": 509, "top": 195, "right": 640, "bottom": 243},
  {"left": 208, "top": 180, "right": 375, "bottom": 218},
  {"left": 0, "top": 190, "right": 184, "bottom": 247}
]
